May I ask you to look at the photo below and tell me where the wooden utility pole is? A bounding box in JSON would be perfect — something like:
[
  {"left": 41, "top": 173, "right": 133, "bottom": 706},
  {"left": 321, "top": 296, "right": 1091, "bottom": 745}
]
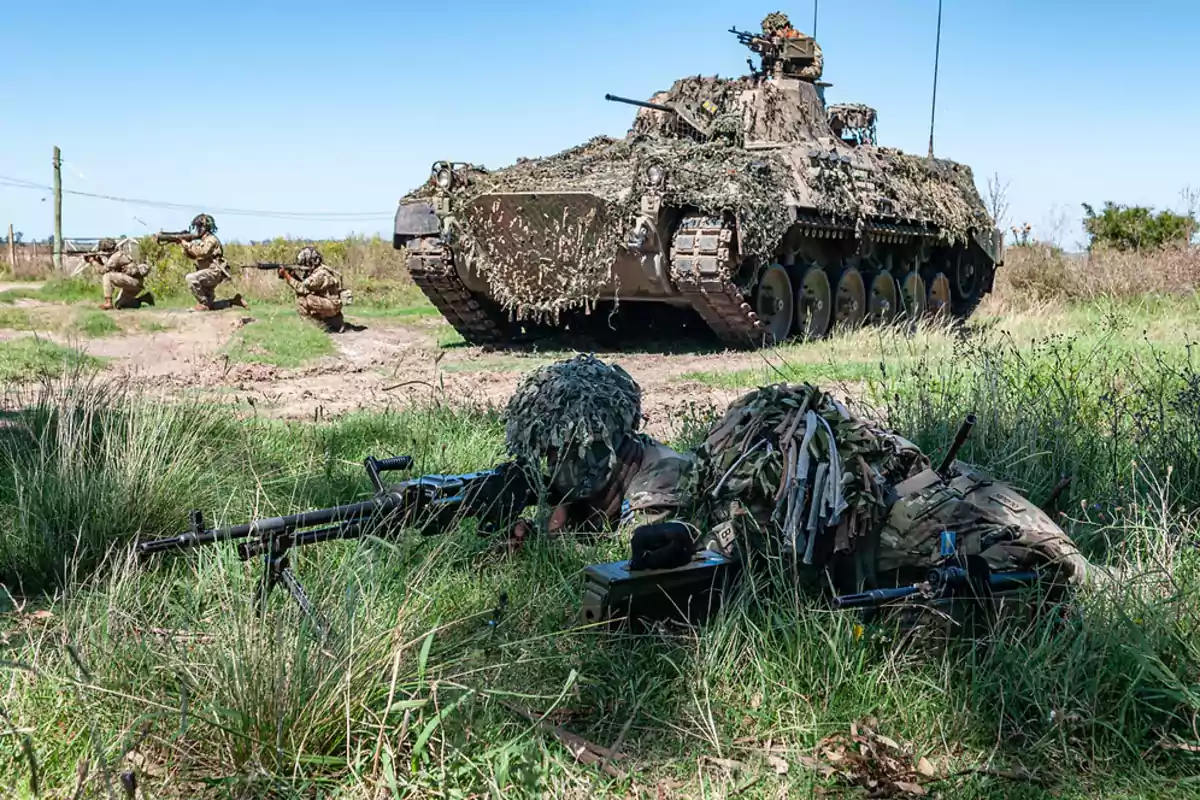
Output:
[
  {"left": 7, "top": 224, "right": 14, "bottom": 273},
  {"left": 52, "top": 146, "right": 63, "bottom": 271}
]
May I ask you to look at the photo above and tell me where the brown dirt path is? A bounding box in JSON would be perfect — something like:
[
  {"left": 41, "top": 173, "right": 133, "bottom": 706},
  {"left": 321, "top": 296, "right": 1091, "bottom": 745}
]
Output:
[{"left": 4, "top": 304, "right": 769, "bottom": 437}]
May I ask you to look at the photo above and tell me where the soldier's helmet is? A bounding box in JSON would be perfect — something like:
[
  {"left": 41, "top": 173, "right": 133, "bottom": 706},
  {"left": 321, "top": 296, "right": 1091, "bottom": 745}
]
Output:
[
  {"left": 296, "top": 246, "right": 323, "bottom": 268},
  {"left": 504, "top": 354, "right": 643, "bottom": 502},
  {"left": 761, "top": 11, "right": 792, "bottom": 34},
  {"left": 190, "top": 213, "right": 217, "bottom": 234},
  {"left": 98, "top": 237, "right": 117, "bottom": 252}
]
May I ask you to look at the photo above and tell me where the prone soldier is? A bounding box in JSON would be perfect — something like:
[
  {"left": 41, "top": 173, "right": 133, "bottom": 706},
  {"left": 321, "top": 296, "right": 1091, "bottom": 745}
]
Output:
[
  {"left": 156, "top": 214, "right": 247, "bottom": 311},
  {"left": 501, "top": 355, "right": 1100, "bottom": 606}
]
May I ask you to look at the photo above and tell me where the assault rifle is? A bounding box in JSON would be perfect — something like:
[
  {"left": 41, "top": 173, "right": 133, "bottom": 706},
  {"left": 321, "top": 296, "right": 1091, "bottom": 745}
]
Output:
[
  {"left": 155, "top": 229, "right": 199, "bottom": 244},
  {"left": 136, "top": 455, "right": 536, "bottom": 638},
  {"left": 239, "top": 262, "right": 305, "bottom": 277}
]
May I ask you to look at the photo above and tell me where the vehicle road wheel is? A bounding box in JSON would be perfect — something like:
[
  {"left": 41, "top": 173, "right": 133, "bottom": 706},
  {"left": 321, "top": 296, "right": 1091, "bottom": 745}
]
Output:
[
  {"left": 953, "top": 251, "right": 979, "bottom": 301},
  {"left": 834, "top": 266, "right": 867, "bottom": 329},
  {"left": 795, "top": 266, "right": 832, "bottom": 340},
  {"left": 754, "top": 264, "right": 795, "bottom": 344},
  {"left": 867, "top": 272, "right": 899, "bottom": 323},
  {"left": 900, "top": 272, "right": 926, "bottom": 319},
  {"left": 927, "top": 271, "right": 952, "bottom": 316}
]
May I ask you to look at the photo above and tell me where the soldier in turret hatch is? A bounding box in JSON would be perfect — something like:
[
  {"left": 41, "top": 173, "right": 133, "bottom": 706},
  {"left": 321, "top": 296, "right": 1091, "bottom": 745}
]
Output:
[{"left": 760, "top": 11, "right": 823, "bottom": 81}]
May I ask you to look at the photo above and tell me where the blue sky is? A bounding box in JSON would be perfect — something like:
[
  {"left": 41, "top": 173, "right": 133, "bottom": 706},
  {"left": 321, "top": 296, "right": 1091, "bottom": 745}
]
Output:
[{"left": 3, "top": 1, "right": 1196, "bottom": 247}]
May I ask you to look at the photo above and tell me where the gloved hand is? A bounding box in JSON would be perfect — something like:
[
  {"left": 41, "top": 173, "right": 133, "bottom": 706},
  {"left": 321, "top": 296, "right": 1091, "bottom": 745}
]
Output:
[{"left": 629, "top": 521, "right": 696, "bottom": 571}]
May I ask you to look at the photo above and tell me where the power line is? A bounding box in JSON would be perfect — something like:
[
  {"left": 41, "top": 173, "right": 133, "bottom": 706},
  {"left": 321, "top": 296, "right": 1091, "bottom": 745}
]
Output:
[{"left": 0, "top": 174, "right": 394, "bottom": 221}]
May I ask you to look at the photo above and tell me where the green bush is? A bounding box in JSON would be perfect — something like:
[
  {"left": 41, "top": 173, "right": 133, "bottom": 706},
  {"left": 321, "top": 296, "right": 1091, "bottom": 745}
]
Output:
[{"left": 1083, "top": 201, "right": 1197, "bottom": 252}]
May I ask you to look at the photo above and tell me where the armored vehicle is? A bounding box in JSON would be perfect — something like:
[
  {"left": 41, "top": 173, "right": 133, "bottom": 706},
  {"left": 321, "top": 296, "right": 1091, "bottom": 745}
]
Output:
[{"left": 392, "top": 21, "right": 1003, "bottom": 348}]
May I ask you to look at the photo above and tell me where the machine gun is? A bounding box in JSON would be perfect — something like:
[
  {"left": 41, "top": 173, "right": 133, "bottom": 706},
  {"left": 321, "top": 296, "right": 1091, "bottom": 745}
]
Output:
[
  {"left": 728, "top": 26, "right": 817, "bottom": 78},
  {"left": 604, "top": 93, "right": 716, "bottom": 141},
  {"left": 155, "top": 229, "right": 199, "bottom": 244},
  {"left": 136, "top": 455, "right": 537, "bottom": 639}
]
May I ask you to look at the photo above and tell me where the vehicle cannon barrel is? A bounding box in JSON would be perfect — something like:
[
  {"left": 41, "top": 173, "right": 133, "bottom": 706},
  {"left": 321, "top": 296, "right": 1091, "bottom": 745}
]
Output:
[{"left": 604, "top": 93, "right": 674, "bottom": 113}]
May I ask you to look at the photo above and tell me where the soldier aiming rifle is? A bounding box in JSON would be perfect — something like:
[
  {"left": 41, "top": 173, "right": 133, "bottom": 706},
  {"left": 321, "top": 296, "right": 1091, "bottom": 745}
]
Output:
[
  {"left": 75, "top": 238, "right": 154, "bottom": 310},
  {"left": 240, "top": 246, "right": 352, "bottom": 332},
  {"left": 156, "top": 214, "right": 248, "bottom": 311}
]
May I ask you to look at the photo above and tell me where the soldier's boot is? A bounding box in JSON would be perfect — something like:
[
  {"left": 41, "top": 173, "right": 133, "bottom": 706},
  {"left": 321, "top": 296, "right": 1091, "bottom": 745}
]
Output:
[
  {"left": 232, "top": 293, "right": 249, "bottom": 309},
  {"left": 136, "top": 292, "right": 155, "bottom": 307},
  {"left": 99, "top": 298, "right": 114, "bottom": 311}
]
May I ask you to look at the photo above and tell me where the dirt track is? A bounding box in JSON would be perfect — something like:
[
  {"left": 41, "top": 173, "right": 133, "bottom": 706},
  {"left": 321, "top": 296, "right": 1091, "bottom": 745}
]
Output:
[{"left": 6, "top": 300, "right": 779, "bottom": 437}]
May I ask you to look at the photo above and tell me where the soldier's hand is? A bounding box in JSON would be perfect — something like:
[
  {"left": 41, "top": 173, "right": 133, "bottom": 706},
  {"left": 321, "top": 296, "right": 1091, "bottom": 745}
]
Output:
[{"left": 278, "top": 268, "right": 288, "bottom": 280}]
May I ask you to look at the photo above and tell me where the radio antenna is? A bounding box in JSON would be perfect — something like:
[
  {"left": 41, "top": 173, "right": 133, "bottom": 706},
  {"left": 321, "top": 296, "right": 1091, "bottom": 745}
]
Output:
[
  {"left": 927, "top": 0, "right": 944, "bottom": 159},
  {"left": 813, "top": 0, "right": 819, "bottom": 38}
]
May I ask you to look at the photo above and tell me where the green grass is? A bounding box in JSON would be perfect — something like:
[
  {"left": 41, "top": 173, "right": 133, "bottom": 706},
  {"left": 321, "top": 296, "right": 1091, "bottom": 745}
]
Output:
[
  {"left": 682, "top": 358, "right": 884, "bottom": 389},
  {"left": 69, "top": 309, "right": 121, "bottom": 338},
  {"left": 0, "top": 307, "right": 36, "bottom": 330},
  {"left": 0, "top": 337, "right": 104, "bottom": 381},
  {"left": 0, "top": 277, "right": 98, "bottom": 306},
  {"left": 3, "top": 304, "right": 1200, "bottom": 797},
  {"left": 223, "top": 308, "right": 336, "bottom": 367}
]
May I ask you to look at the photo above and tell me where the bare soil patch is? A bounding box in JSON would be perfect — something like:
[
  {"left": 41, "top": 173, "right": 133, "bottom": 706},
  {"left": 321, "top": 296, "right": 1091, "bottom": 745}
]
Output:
[{"left": 8, "top": 305, "right": 767, "bottom": 437}]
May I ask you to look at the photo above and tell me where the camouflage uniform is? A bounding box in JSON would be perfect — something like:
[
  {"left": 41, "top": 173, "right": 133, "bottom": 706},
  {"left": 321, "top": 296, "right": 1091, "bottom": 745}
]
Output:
[
  {"left": 761, "top": 11, "right": 823, "bottom": 81},
  {"left": 175, "top": 215, "right": 244, "bottom": 310},
  {"left": 95, "top": 239, "right": 152, "bottom": 309},
  {"left": 182, "top": 232, "right": 232, "bottom": 307},
  {"left": 283, "top": 247, "right": 346, "bottom": 330},
  {"left": 692, "top": 384, "right": 1091, "bottom": 591},
  {"left": 505, "top": 356, "right": 1093, "bottom": 596}
]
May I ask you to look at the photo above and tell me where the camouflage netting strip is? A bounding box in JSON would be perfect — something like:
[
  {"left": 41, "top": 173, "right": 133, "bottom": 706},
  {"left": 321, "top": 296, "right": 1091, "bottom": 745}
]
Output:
[
  {"left": 697, "top": 383, "right": 930, "bottom": 559},
  {"left": 504, "top": 353, "right": 643, "bottom": 467}
]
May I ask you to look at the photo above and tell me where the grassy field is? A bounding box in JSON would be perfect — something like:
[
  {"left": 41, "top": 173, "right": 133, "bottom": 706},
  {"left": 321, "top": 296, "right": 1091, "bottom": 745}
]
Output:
[{"left": 2, "top": 295, "right": 1200, "bottom": 798}]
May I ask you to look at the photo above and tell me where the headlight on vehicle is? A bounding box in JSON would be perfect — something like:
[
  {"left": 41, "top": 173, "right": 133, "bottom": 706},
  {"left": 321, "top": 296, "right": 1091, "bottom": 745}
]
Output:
[
  {"left": 435, "top": 167, "right": 453, "bottom": 189},
  {"left": 646, "top": 165, "right": 665, "bottom": 186}
]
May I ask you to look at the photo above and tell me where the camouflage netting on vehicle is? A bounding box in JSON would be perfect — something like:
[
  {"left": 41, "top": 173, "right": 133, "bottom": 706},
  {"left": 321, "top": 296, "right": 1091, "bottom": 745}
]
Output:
[
  {"left": 448, "top": 137, "right": 640, "bottom": 321},
  {"left": 434, "top": 71, "right": 992, "bottom": 318},
  {"left": 695, "top": 383, "right": 929, "bottom": 561},
  {"left": 636, "top": 143, "right": 793, "bottom": 283},
  {"left": 809, "top": 149, "right": 992, "bottom": 244},
  {"left": 504, "top": 354, "right": 643, "bottom": 468}
]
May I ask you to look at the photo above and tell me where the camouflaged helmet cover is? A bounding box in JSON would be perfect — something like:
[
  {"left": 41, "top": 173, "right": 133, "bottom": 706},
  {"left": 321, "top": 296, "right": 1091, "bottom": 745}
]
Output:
[
  {"left": 761, "top": 11, "right": 792, "bottom": 34},
  {"left": 98, "top": 237, "right": 117, "bottom": 252},
  {"left": 505, "top": 354, "right": 643, "bottom": 498},
  {"left": 191, "top": 213, "right": 217, "bottom": 233},
  {"left": 296, "top": 246, "right": 323, "bottom": 268}
]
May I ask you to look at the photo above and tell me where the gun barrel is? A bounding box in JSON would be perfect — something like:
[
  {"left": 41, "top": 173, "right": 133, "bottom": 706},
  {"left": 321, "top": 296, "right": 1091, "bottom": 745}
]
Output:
[
  {"left": 604, "top": 93, "right": 674, "bottom": 113},
  {"left": 135, "top": 493, "right": 406, "bottom": 557},
  {"left": 830, "top": 569, "right": 1040, "bottom": 610},
  {"left": 936, "top": 413, "right": 978, "bottom": 476}
]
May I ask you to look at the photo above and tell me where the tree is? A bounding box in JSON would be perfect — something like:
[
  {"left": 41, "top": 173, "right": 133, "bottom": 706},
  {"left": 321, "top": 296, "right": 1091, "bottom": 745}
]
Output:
[
  {"left": 1081, "top": 201, "right": 1197, "bottom": 252},
  {"left": 985, "top": 172, "right": 1010, "bottom": 228}
]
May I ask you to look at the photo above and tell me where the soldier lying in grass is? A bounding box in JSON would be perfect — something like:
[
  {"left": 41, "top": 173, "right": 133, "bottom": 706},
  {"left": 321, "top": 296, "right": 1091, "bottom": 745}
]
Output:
[{"left": 501, "top": 354, "right": 1097, "bottom": 598}]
